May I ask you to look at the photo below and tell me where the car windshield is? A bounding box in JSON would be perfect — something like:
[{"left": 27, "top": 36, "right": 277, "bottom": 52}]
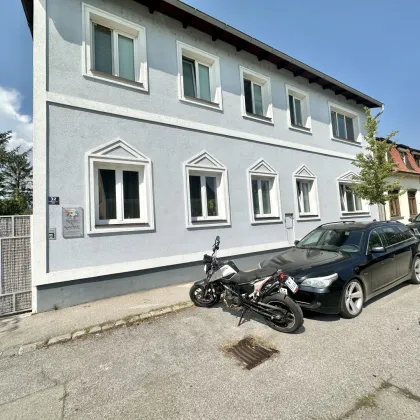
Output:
[{"left": 297, "top": 228, "right": 364, "bottom": 253}]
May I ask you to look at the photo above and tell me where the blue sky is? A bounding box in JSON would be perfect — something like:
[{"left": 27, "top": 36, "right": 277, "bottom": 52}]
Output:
[{"left": 0, "top": 0, "right": 419, "bottom": 149}]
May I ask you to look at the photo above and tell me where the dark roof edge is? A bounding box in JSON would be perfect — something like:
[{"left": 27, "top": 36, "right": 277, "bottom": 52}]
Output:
[
  {"left": 21, "top": 0, "right": 383, "bottom": 108},
  {"left": 377, "top": 137, "right": 420, "bottom": 155}
]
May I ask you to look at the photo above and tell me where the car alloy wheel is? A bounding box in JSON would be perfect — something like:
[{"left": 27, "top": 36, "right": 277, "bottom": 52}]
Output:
[
  {"left": 345, "top": 281, "right": 363, "bottom": 316},
  {"left": 414, "top": 258, "right": 420, "bottom": 282}
]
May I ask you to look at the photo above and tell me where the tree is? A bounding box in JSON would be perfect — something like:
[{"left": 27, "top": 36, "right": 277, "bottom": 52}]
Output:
[
  {"left": 0, "top": 131, "right": 33, "bottom": 215},
  {"left": 351, "top": 108, "right": 404, "bottom": 207}
]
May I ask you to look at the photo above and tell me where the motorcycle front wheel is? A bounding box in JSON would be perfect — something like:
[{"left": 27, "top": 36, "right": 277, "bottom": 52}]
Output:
[
  {"left": 262, "top": 294, "right": 303, "bottom": 333},
  {"left": 189, "top": 284, "right": 220, "bottom": 308}
]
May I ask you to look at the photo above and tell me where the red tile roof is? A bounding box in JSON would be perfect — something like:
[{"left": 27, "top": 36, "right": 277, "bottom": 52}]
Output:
[{"left": 389, "top": 146, "right": 420, "bottom": 174}]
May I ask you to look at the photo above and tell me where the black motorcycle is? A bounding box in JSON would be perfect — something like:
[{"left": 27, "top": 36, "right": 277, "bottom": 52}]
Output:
[{"left": 189, "top": 236, "right": 304, "bottom": 333}]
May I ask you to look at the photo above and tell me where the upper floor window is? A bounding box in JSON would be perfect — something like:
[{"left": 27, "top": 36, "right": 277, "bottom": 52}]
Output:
[
  {"left": 388, "top": 190, "right": 401, "bottom": 217},
  {"left": 414, "top": 155, "right": 420, "bottom": 168},
  {"left": 240, "top": 67, "right": 273, "bottom": 123},
  {"left": 177, "top": 42, "right": 222, "bottom": 110},
  {"left": 82, "top": 4, "right": 148, "bottom": 91},
  {"left": 329, "top": 103, "right": 359, "bottom": 143},
  {"left": 286, "top": 85, "right": 311, "bottom": 132}
]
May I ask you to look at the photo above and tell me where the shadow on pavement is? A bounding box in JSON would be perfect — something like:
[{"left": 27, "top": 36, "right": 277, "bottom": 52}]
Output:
[{"left": 363, "top": 282, "right": 412, "bottom": 308}]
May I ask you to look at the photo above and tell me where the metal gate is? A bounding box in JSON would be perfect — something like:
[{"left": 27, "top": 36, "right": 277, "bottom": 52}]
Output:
[{"left": 0, "top": 216, "right": 32, "bottom": 316}]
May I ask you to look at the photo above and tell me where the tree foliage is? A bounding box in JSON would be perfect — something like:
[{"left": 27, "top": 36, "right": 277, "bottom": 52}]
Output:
[
  {"left": 0, "top": 131, "right": 32, "bottom": 215},
  {"left": 351, "top": 108, "right": 403, "bottom": 205}
]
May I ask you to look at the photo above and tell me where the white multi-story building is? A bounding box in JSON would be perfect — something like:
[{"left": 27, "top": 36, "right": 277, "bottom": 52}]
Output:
[{"left": 21, "top": 0, "right": 382, "bottom": 312}]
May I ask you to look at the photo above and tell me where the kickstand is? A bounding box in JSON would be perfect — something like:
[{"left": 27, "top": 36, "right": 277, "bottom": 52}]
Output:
[{"left": 238, "top": 307, "right": 248, "bottom": 327}]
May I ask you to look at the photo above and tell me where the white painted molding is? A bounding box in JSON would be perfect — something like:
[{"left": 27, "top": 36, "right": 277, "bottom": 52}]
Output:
[
  {"left": 329, "top": 101, "right": 362, "bottom": 144},
  {"left": 45, "top": 92, "right": 358, "bottom": 161},
  {"left": 38, "top": 241, "right": 289, "bottom": 286},
  {"left": 336, "top": 171, "right": 371, "bottom": 217},
  {"left": 31, "top": 0, "right": 48, "bottom": 313},
  {"left": 285, "top": 83, "right": 312, "bottom": 132}
]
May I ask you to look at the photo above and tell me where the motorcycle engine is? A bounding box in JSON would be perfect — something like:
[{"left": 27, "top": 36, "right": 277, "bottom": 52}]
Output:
[{"left": 223, "top": 289, "right": 241, "bottom": 309}]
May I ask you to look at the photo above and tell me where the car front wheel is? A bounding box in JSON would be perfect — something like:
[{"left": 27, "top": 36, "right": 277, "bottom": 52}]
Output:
[
  {"left": 409, "top": 256, "right": 420, "bottom": 284},
  {"left": 340, "top": 279, "right": 364, "bottom": 319}
]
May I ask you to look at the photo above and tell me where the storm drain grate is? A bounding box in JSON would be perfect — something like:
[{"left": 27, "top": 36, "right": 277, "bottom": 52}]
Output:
[{"left": 224, "top": 336, "right": 278, "bottom": 370}]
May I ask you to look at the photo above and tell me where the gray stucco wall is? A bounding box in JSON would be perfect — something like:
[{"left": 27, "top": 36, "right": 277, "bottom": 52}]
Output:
[
  {"left": 37, "top": 248, "right": 284, "bottom": 312},
  {"left": 41, "top": 0, "right": 379, "bottom": 288}
]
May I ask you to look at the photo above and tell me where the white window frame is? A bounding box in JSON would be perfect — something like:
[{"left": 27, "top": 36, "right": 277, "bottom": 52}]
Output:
[
  {"left": 293, "top": 165, "right": 320, "bottom": 221},
  {"left": 86, "top": 139, "right": 154, "bottom": 234},
  {"left": 285, "top": 84, "right": 312, "bottom": 133},
  {"left": 183, "top": 151, "right": 230, "bottom": 228},
  {"left": 176, "top": 41, "right": 223, "bottom": 110},
  {"left": 82, "top": 3, "right": 148, "bottom": 91},
  {"left": 239, "top": 66, "right": 273, "bottom": 123},
  {"left": 336, "top": 172, "right": 370, "bottom": 218},
  {"left": 247, "top": 159, "right": 282, "bottom": 225},
  {"left": 329, "top": 102, "right": 361, "bottom": 144}
]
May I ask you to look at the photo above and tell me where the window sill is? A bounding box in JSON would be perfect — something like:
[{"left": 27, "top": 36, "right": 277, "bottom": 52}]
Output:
[
  {"left": 187, "top": 220, "right": 231, "bottom": 229},
  {"left": 242, "top": 112, "right": 274, "bottom": 125},
  {"left": 390, "top": 216, "right": 403, "bottom": 220},
  {"left": 331, "top": 137, "right": 362, "bottom": 147},
  {"left": 340, "top": 212, "right": 371, "bottom": 219},
  {"left": 289, "top": 124, "right": 312, "bottom": 134},
  {"left": 181, "top": 96, "right": 223, "bottom": 111},
  {"left": 84, "top": 71, "right": 148, "bottom": 92},
  {"left": 251, "top": 218, "right": 282, "bottom": 225},
  {"left": 88, "top": 224, "right": 154, "bottom": 235},
  {"left": 296, "top": 215, "right": 320, "bottom": 222}
]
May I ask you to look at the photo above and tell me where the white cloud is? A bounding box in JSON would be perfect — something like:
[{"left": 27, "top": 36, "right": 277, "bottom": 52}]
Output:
[{"left": 0, "top": 87, "right": 33, "bottom": 151}]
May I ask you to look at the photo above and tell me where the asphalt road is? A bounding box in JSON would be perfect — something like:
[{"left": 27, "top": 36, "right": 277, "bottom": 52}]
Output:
[{"left": 1, "top": 283, "right": 420, "bottom": 420}]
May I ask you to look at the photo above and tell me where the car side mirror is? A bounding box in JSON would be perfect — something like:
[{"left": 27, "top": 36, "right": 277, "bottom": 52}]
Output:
[
  {"left": 371, "top": 246, "right": 385, "bottom": 253},
  {"left": 409, "top": 217, "right": 413, "bottom": 222},
  {"left": 294, "top": 240, "right": 300, "bottom": 246}
]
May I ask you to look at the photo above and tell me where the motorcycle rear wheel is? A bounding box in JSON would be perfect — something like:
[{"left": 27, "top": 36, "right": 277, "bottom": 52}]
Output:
[
  {"left": 262, "top": 294, "right": 303, "bottom": 333},
  {"left": 189, "top": 284, "right": 220, "bottom": 308}
]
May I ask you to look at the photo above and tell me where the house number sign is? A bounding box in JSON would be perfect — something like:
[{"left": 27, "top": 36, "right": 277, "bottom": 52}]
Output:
[{"left": 62, "top": 207, "right": 84, "bottom": 238}]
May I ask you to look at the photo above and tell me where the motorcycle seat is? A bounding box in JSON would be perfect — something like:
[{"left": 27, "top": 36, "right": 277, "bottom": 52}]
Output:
[{"left": 229, "top": 268, "right": 277, "bottom": 285}]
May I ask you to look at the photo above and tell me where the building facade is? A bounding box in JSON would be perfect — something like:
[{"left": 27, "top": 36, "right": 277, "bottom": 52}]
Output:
[
  {"left": 384, "top": 142, "right": 420, "bottom": 223},
  {"left": 23, "top": 0, "right": 382, "bottom": 312}
]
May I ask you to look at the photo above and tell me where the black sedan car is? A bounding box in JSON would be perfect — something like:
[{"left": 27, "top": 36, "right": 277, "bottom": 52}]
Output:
[
  {"left": 260, "top": 221, "right": 420, "bottom": 318},
  {"left": 407, "top": 214, "right": 420, "bottom": 236}
]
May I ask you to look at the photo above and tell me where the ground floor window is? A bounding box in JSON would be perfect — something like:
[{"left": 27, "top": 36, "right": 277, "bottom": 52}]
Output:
[
  {"left": 188, "top": 174, "right": 219, "bottom": 219},
  {"left": 339, "top": 184, "right": 363, "bottom": 213},
  {"left": 408, "top": 191, "right": 417, "bottom": 216},
  {"left": 389, "top": 191, "right": 401, "bottom": 217}
]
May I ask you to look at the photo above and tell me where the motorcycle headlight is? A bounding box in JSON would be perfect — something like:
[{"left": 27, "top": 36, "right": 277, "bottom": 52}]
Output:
[{"left": 300, "top": 273, "right": 338, "bottom": 288}]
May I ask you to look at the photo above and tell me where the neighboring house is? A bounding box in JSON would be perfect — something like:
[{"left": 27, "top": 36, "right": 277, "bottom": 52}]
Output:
[
  {"left": 21, "top": 0, "right": 382, "bottom": 312},
  {"left": 380, "top": 139, "right": 420, "bottom": 223}
]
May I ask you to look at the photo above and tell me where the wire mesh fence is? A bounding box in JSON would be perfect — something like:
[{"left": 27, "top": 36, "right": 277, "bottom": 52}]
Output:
[{"left": 0, "top": 215, "right": 32, "bottom": 316}]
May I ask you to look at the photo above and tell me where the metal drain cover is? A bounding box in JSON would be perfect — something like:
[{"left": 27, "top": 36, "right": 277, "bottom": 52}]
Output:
[{"left": 224, "top": 336, "right": 278, "bottom": 370}]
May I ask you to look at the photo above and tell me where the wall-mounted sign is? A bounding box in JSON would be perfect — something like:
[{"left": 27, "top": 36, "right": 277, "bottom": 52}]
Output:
[
  {"left": 49, "top": 228, "right": 56, "bottom": 240},
  {"left": 48, "top": 196, "right": 60, "bottom": 205},
  {"left": 62, "top": 207, "right": 84, "bottom": 238}
]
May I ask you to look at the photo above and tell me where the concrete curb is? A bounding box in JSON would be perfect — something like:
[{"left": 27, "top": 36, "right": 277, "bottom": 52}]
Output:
[{"left": 0, "top": 301, "right": 193, "bottom": 360}]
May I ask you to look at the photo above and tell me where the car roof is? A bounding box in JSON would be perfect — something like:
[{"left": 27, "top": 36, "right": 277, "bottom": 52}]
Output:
[{"left": 317, "top": 221, "right": 404, "bottom": 231}]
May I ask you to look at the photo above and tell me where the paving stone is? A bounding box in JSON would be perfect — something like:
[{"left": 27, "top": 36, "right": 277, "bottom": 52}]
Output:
[
  {"left": 128, "top": 315, "right": 140, "bottom": 324},
  {"left": 150, "top": 307, "right": 173, "bottom": 317},
  {"left": 1, "top": 347, "right": 20, "bottom": 357},
  {"left": 47, "top": 334, "right": 71, "bottom": 346},
  {"left": 18, "top": 343, "right": 37, "bottom": 355},
  {"left": 115, "top": 320, "right": 126, "bottom": 327},
  {"left": 139, "top": 313, "right": 152, "bottom": 321},
  {"left": 101, "top": 323, "right": 115, "bottom": 331},
  {"left": 72, "top": 330, "right": 87, "bottom": 339},
  {"left": 172, "top": 301, "right": 193, "bottom": 311}
]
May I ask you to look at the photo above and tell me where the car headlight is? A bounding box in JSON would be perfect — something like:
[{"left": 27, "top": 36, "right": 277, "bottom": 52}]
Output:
[{"left": 300, "top": 273, "right": 338, "bottom": 288}]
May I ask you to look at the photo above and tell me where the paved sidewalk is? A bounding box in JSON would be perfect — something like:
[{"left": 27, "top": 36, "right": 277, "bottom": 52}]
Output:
[{"left": 0, "top": 282, "right": 193, "bottom": 354}]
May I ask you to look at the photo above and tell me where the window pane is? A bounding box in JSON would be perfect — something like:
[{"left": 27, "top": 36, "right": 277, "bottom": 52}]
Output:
[
  {"left": 354, "top": 194, "right": 362, "bottom": 211},
  {"left": 331, "top": 111, "right": 338, "bottom": 137},
  {"left": 206, "top": 177, "right": 218, "bottom": 217},
  {"left": 123, "top": 171, "right": 140, "bottom": 219},
  {"left": 182, "top": 57, "right": 197, "bottom": 98},
  {"left": 302, "top": 183, "right": 311, "bottom": 213},
  {"left": 252, "top": 179, "right": 260, "bottom": 215},
  {"left": 93, "top": 24, "right": 112, "bottom": 75},
  {"left": 118, "top": 35, "right": 135, "bottom": 81},
  {"left": 337, "top": 113, "right": 346, "bottom": 138},
  {"left": 253, "top": 83, "right": 263, "bottom": 116},
  {"left": 189, "top": 176, "right": 202, "bottom": 217},
  {"left": 368, "top": 231, "right": 383, "bottom": 251},
  {"left": 345, "top": 186, "right": 355, "bottom": 212},
  {"left": 98, "top": 169, "right": 116, "bottom": 220},
  {"left": 339, "top": 184, "right": 346, "bottom": 211},
  {"left": 294, "top": 98, "right": 303, "bottom": 126},
  {"left": 198, "top": 64, "right": 211, "bottom": 102},
  {"left": 244, "top": 79, "right": 253, "bottom": 113},
  {"left": 261, "top": 180, "right": 271, "bottom": 214},
  {"left": 289, "top": 95, "right": 296, "bottom": 126},
  {"left": 345, "top": 116, "right": 355, "bottom": 141}
]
